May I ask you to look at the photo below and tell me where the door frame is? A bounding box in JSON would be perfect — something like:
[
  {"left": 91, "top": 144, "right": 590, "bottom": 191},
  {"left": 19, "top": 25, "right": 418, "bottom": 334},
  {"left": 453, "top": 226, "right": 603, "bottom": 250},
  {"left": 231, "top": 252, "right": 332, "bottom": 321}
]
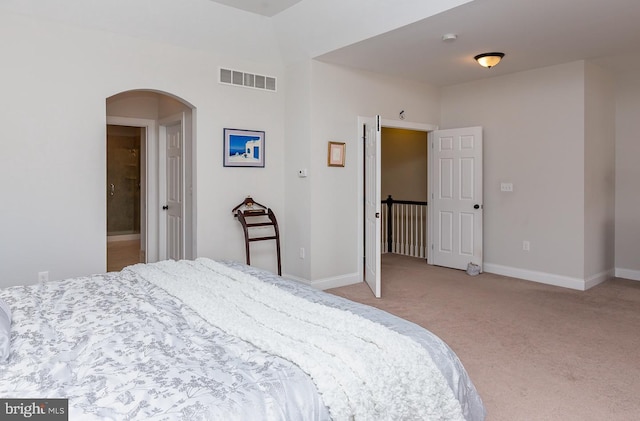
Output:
[
  {"left": 107, "top": 116, "right": 156, "bottom": 262},
  {"left": 158, "top": 113, "right": 186, "bottom": 261},
  {"left": 106, "top": 114, "right": 196, "bottom": 263},
  {"left": 357, "top": 117, "right": 438, "bottom": 289}
]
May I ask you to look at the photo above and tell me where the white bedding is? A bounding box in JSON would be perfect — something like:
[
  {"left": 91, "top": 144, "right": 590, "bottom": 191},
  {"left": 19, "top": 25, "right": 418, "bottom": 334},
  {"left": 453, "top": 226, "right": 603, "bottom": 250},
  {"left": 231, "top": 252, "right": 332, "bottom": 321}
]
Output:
[
  {"left": 0, "top": 259, "right": 486, "bottom": 421},
  {"left": 130, "top": 259, "right": 465, "bottom": 421}
]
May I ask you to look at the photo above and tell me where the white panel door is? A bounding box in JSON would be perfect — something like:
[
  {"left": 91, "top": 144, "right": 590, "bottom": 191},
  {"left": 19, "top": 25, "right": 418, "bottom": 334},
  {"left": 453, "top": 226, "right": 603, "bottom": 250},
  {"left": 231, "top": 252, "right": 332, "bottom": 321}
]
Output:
[
  {"left": 164, "top": 121, "right": 184, "bottom": 261},
  {"left": 364, "top": 116, "right": 381, "bottom": 297},
  {"left": 431, "top": 127, "right": 483, "bottom": 271}
]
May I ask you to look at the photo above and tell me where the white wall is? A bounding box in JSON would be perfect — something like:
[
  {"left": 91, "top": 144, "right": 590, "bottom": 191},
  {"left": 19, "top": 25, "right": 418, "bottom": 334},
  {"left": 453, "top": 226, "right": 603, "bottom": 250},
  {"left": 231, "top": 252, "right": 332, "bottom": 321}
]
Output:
[
  {"left": 614, "top": 60, "right": 640, "bottom": 281},
  {"left": 3, "top": 2, "right": 634, "bottom": 290},
  {"left": 0, "top": 0, "right": 279, "bottom": 64},
  {"left": 441, "top": 62, "right": 589, "bottom": 287},
  {"left": 1, "top": 0, "right": 474, "bottom": 288},
  {"left": 305, "top": 61, "right": 440, "bottom": 286},
  {"left": 583, "top": 61, "right": 616, "bottom": 286},
  {"left": 0, "top": 8, "right": 285, "bottom": 286},
  {"left": 283, "top": 60, "right": 313, "bottom": 280}
]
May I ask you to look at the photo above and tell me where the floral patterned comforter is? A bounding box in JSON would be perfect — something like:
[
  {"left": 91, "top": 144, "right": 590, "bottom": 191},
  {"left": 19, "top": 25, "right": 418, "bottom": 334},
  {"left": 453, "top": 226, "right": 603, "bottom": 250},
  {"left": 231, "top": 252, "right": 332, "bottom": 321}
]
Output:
[{"left": 0, "top": 260, "right": 485, "bottom": 421}]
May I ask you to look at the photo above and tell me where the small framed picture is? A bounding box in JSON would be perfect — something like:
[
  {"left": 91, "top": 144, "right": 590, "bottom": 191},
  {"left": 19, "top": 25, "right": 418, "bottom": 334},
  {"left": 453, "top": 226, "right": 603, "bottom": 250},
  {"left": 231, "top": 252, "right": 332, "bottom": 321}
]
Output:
[
  {"left": 223, "top": 128, "right": 265, "bottom": 167},
  {"left": 328, "top": 141, "right": 346, "bottom": 167}
]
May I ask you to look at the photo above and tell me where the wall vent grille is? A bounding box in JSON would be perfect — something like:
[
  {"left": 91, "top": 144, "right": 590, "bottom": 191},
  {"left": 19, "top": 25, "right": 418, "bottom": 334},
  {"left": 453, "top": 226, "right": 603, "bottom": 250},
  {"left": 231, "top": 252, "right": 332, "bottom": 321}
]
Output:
[{"left": 219, "top": 68, "right": 277, "bottom": 92}]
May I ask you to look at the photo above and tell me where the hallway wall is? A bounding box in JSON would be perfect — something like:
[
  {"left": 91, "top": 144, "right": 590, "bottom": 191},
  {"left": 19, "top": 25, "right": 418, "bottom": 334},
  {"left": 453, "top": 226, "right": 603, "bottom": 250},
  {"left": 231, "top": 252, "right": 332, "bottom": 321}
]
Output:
[{"left": 381, "top": 128, "right": 428, "bottom": 202}]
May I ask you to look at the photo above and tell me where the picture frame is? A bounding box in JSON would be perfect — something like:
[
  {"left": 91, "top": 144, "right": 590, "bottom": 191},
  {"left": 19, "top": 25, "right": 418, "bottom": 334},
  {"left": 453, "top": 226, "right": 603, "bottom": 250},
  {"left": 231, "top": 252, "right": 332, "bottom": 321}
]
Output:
[
  {"left": 223, "top": 128, "right": 265, "bottom": 167},
  {"left": 328, "top": 141, "right": 346, "bottom": 167}
]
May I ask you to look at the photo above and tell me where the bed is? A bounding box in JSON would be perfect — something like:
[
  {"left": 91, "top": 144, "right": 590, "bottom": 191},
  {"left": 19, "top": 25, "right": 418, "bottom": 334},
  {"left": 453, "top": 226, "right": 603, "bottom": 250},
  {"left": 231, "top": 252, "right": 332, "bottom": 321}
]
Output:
[{"left": 0, "top": 258, "right": 485, "bottom": 420}]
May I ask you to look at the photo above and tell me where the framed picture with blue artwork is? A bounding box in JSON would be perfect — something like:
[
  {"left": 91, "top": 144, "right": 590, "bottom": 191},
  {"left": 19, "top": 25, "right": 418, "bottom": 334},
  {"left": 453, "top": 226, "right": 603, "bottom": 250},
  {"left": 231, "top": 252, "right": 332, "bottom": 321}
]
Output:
[{"left": 223, "top": 128, "right": 265, "bottom": 167}]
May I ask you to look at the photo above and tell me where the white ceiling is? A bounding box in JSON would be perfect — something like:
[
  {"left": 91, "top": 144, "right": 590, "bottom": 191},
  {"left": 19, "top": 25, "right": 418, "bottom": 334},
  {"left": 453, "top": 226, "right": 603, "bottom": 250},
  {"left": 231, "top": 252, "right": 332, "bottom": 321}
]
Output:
[
  {"left": 208, "top": 0, "right": 303, "bottom": 17},
  {"left": 211, "top": 0, "right": 640, "bottom": 87}
]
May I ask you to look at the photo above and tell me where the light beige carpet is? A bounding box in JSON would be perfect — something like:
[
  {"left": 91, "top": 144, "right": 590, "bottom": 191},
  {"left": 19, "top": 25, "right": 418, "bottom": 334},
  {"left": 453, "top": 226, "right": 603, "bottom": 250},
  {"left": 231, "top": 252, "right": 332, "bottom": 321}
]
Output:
[{"left": 327, "top": 254, "right": 640, "bottom": 421}]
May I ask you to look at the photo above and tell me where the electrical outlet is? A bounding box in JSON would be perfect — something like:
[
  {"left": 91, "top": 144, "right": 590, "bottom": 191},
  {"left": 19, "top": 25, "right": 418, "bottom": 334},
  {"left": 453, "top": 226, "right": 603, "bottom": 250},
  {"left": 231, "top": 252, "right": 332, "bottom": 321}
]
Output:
[
  {"left": 38, "top": 271, "right": 49, "bottom": 282},
  {"left": 501, "top": 182, "right": 514, "bottom": 192},
  {"left": 522, "top": 241, "right": 530, "bottom": 251},
  {"left": 299, "top": 247, "right": 305, "bottom": 259}
]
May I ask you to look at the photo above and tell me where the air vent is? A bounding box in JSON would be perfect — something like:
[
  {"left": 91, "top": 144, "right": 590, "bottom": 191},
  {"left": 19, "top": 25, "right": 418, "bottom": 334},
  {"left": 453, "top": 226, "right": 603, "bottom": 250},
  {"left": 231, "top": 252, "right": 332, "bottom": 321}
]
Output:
[{"left": 219, "top": 67, "right": 277, "bottom": 92}]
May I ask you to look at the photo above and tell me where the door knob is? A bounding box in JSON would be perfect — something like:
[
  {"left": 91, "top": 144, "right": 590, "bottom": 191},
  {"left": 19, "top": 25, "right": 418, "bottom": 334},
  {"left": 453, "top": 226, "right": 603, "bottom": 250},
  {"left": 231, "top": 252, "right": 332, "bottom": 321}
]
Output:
[
  {"left": 474, "top": 204, "right": 480, "bottom": 209},
  {"left": 162, "top": 205, "right": 169, "bottom": 210}
]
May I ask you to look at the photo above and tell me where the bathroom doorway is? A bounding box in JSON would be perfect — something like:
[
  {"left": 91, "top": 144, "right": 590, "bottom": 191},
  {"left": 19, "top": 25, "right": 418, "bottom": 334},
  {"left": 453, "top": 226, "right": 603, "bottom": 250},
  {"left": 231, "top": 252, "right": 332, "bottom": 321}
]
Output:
[{"left": 106, "top": 124, "right": 144, "bottom": 271}]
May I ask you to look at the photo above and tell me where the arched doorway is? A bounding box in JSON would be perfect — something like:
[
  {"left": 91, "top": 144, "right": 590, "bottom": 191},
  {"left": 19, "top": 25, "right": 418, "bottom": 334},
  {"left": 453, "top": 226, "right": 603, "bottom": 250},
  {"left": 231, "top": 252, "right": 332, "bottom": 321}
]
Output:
[{"left": 106, "top": 90, "right": 196, "bottom": 270}]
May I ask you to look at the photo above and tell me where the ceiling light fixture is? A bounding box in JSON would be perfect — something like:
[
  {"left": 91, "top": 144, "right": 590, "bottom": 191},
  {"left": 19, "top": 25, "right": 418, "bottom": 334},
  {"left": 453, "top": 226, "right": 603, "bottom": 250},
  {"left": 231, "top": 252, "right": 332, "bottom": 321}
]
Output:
[{"left": 474, "top": 52, "right": 505, "bottom": 68}]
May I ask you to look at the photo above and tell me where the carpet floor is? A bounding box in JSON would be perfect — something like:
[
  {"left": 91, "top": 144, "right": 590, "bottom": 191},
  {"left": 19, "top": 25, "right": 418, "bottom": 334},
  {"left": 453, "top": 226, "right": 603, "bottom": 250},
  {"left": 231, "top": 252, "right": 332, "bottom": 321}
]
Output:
[{"left": 327, "top": 253, "right": 640, "bottom": 421}]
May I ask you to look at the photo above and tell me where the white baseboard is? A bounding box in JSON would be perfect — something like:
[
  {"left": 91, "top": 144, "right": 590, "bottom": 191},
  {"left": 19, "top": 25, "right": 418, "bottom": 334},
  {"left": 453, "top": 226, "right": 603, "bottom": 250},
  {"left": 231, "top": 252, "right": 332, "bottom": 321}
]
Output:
[
  {"left": 287, "top": 265, "right": 627, "bottom": 292},
  {"left": 615, "top": 267, "right": 640, "bottom": 281},
  {"left": 283, "top": 272, "right": 361, "bottom": 290},
  {"left": 484, "top": 263, "right": 590, "bottom": 291},
  {"left": 284, "top": 263, "right": 620, "bottom": 291},
  {"left": 585, "top": 269, "right": 615, "bottom": 290}
]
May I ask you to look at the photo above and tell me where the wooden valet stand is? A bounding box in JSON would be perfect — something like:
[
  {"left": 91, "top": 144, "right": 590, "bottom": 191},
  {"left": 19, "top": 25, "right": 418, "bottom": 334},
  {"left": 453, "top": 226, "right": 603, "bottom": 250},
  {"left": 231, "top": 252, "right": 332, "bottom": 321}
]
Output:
[{"left": 232, "top": 196, "right": 282, "bottom": 275}]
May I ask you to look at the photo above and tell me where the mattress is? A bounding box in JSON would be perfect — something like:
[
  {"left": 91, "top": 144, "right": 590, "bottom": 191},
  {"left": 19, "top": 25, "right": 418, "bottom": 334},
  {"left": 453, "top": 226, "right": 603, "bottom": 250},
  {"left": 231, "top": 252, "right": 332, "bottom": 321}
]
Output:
[{"left": 0, "top": 259, "right": 485, "bottom": 421}]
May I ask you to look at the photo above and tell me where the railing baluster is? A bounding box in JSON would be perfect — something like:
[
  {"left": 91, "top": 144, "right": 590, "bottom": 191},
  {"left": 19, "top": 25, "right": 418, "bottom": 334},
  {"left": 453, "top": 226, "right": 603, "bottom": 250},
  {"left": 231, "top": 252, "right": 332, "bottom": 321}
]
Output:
[
  {"left": 418, "top": 205, "right": 422, "bottom": 258},
  {"left": 381, "top": 203, "right": 384, "bottom": 251},
  {"left": 401, "top": 205, "right": 403, "bottom": 254},
  {"left": 394, "top": 205, "right": 399, "bottom": 253},
  {"left": 384, "top": 207, "right": 388, "bottom": 253},
  {"left": 381, "top": 195, "right": 428, "bottom": 259},
  {"left": 420, "top": 205, "right": 424, "bottom": 257},
  {"left": 403, "top": 205, "right": 407, "bottom": 254},
  {"left": 402, "top": 204, "right": 407, "bottom": 255},
  {"left": 411, "top": 205, "right": 415, "bottom": 256},
  {"left": 398, "top": 204, "right": 403, "bottom": 254},
  {"left": 410, "top": 205, "right": 415, "bottom": 256}
]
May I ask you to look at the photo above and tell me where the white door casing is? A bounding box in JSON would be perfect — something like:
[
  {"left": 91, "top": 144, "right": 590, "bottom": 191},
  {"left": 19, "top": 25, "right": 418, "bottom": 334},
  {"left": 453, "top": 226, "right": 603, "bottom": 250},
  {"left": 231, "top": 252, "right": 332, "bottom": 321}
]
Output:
[
  {"left": 107, "top": 105, "right": 195, "bottom": 266},
  {"left": 429, "top": 127, "right": 483, "bottom": 271},
  {"left": 159, "top": 114, "right": 185, "bottom": 261},
  {"left": 363, "top": 116, "right": 381, "bottom": 297},
  {"left": 358, "top": 117, "right": 438, "bottom": 297},
  {"left": 138, "top": 128, "right": 147, "bottom": 261}
]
